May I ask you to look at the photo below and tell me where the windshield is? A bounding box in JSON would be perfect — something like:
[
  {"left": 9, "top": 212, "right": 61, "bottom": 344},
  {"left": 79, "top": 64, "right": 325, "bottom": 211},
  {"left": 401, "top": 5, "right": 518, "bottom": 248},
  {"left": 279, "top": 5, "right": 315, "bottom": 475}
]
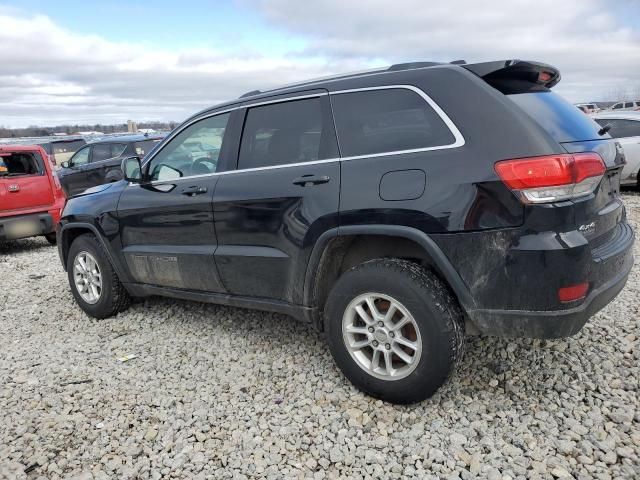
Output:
[{"left": 509, "top": 92, "right": 605, "bottom": 143}]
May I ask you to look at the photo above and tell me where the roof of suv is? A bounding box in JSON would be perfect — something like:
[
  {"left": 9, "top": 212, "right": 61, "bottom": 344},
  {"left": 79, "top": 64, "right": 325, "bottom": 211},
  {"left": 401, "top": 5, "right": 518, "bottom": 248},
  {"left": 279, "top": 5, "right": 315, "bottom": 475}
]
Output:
[
  {"left": 0, "top": 144, "right": 47, "bottom": 153},
  {"left": 88, "top": 134, "right": 165, "bottom": 145},
  {"left": 188, "top": 59, "right": 560, "bottom": 121}
]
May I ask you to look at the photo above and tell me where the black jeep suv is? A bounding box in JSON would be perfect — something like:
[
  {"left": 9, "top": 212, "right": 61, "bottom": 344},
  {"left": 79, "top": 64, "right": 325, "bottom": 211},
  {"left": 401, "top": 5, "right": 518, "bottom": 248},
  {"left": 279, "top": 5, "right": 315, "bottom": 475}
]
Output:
[{"left": 57, "top": 60, "right": 634, "bottom": 403}]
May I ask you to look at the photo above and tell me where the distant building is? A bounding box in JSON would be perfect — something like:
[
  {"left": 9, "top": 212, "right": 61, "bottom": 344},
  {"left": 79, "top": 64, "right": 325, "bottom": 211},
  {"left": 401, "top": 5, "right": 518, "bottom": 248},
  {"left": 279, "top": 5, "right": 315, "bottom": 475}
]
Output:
[
  {"left": 138, "top": 128, "right": 156, "bottom": 134},
  {"left": 127, "top": 120, "right": 138, "bottom": 133}
]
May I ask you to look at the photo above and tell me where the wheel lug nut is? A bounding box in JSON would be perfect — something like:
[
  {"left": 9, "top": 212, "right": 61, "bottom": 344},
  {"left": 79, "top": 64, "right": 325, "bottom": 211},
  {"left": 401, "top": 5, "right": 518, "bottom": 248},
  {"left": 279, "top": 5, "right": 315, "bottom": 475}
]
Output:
[
  {"left": 368, "top": 327, "right": 374, "bottom": 333},
  {"left": 385, "top": 343, "right": 391, "bottom": 350},
  {"left": 377, "top": 321, "right": 383, "bottom": 327},
  {"left": 372, "top": 340, "right": 379, "bottom": 347},
  {"left": 389, "top": 332, "right": 395, "bottom": 338}
]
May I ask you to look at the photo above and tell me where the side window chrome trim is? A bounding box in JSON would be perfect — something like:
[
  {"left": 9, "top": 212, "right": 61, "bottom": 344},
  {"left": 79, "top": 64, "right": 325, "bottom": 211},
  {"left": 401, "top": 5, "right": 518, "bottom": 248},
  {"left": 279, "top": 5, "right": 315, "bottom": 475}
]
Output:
[
  {"left": 330, "top": 84, "right": 465, "bottom": 157},
  {"left": 129, "top": 85, "right": 464, "bottom": 187},
  {"left": 140, "top": 92, "right": 328, "bottom": 170}
]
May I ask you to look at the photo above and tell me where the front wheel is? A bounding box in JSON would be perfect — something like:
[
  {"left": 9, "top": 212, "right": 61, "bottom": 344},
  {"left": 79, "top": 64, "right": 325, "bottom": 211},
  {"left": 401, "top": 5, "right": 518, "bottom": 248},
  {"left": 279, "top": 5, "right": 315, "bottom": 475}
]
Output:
[
  {"left": 67, "top": 233, "right": 131, "bottom": 318},
  {"left": 324, "top": 259, "right": 464, "bottom": 404}
]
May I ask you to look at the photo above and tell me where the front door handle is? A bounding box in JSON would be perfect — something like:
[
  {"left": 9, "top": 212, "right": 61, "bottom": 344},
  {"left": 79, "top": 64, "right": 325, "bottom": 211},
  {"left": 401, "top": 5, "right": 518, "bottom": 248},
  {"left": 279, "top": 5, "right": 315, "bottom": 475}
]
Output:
[
  {"left": 292, "top": 175, "right": 330, "bottom": 187},
  {"left": 181, "top": 185, "right": 208, "bottom": 196}
]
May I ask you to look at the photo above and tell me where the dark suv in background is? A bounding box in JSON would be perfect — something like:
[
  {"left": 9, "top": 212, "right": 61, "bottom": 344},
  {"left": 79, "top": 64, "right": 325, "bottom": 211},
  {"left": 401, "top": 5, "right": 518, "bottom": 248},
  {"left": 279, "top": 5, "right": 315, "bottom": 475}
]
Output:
[
  {"left": 58, "top": 134, "right": 164, "bottom": 196},
  {"left": 57, "top": 60, "right": 633, "bottom": 403}
]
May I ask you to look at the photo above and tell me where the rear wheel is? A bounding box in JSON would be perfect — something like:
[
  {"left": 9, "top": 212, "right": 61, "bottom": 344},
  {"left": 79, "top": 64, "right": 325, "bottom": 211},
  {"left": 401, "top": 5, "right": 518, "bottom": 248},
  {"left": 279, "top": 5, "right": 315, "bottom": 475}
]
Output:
[
  {"left": 67, "top": 233, "right": 130, "bottom": 318},
  {"left": 324, "top": 258, "right": 464, "bottom": 404}
]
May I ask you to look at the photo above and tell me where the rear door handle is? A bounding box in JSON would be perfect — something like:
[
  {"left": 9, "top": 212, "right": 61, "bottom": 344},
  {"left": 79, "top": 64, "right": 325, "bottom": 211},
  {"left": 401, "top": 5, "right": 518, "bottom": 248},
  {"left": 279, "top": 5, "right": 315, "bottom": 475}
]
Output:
[
  {"left": 292, "top": 175, "right": 330, "bottom": 187},
  {"left": 181, "top": 185, "right": 207, "bottom": 196}
]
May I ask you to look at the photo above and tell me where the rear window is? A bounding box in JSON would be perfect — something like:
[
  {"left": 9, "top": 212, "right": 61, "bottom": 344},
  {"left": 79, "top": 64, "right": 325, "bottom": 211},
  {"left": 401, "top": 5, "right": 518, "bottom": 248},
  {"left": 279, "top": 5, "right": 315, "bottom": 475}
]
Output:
[
  {"left": 331, "top": 89, "right": 455, "bottom": 157},
  {"left": 595, "top": 119, "right": 640, "bottom": 139},
  {"left": 0, "top": 152, "right": 43, "bottom": 177},
  {"left": 52, "top": 140, "right": 85, "bottom": 155},
  {"left": 508, "top": 91, "right": 604, "bottom": 143}
]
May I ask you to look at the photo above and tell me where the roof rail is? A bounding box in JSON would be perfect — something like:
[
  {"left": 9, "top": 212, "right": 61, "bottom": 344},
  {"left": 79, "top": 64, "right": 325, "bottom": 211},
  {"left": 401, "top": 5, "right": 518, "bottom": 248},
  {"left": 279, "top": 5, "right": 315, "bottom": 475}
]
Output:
[
  {"left": 239, "top": 89, "right": 261, "bottom": 99},
  {"left": 387, "top": 61, "right": 441, "bottom": 72},
  {"left": 450, "top": 60, "right": 466, "bottom": 65}
]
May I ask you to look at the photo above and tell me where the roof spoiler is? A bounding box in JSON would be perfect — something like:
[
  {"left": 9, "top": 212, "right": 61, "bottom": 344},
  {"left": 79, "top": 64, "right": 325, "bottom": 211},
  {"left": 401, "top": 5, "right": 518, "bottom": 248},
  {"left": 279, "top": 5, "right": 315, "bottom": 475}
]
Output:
[{"left": 462, "top": 60, "right": 561, "bottom": 93}]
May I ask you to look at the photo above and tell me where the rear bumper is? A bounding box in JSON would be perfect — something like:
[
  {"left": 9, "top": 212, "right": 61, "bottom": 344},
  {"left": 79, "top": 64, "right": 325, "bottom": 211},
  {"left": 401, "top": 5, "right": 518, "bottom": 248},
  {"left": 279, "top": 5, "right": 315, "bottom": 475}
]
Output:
[
  {"left": 467, "top": 248, "right": 633, "bottom": 338},
  {"left": 0, "top": 212, "right": 55, "bottom": 241},
  {"left": 437, "top": 219, "right": 635, "bottom": 339}
]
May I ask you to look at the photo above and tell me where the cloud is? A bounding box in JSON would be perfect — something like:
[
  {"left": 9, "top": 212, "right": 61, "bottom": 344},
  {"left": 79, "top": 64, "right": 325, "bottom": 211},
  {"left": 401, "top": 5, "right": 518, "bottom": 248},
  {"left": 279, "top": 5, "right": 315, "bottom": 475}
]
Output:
[
  {"left": 252, "top": 0, "right": 640, "bottom": 101},
  {"left": 0, "top": 12, "right": 346, "bottom": 127},
  {"left": 0, "top": 1, "right": 639, "bottom": 127}
]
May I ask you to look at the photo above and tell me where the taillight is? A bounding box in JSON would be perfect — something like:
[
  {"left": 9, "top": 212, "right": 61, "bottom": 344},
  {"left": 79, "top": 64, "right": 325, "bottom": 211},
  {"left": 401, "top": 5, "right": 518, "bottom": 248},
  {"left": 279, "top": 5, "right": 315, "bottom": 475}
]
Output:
[{"left": 495, "top": 153, "right": 605, "bottom": 203}]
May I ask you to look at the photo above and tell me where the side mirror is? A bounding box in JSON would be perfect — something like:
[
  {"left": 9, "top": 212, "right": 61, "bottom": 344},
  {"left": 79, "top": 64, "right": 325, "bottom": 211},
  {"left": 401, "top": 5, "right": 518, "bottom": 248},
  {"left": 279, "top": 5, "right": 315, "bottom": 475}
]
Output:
[
  {"left": 60, "top": 161, "right": 70, "bottom": 169},
  {"left": 121, "top": 156, "right": 142, "bottom": 183}
]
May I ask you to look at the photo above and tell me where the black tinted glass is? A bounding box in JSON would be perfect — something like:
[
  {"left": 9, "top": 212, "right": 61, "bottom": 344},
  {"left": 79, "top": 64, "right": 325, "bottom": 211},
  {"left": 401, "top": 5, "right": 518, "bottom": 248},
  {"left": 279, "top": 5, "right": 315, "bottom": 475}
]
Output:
[
  {"left": 605, "top": 119, "right": 640, "bottom": 139},
  {"left": 238, "top": 97, "right": 337, "bottom": 170},
  {"left": 331, "top": 89, "right": 455, "bottom": 157},
  {"left": 509, "top": 92, "right": 604, "bottom": 143}
]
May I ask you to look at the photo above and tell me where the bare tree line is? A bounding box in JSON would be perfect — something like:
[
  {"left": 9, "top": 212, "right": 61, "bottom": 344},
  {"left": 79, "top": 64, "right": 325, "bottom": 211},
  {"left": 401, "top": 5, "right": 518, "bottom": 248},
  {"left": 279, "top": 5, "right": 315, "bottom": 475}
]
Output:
[
  {"left": 0, "top": 121, "right": 179, "bottom": 139},
  {"left": 606, "top": 83, "right": 640, "bottom": 102}
]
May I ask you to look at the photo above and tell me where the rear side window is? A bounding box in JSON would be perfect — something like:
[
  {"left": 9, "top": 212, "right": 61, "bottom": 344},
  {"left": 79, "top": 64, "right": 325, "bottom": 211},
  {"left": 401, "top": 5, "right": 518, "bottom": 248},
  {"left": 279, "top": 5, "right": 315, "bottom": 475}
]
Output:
[
  {"left": 330, "top": 88, "right": 455, "bottom": 157},
  {"left": 238, "top": 97, "right": 337, "bottom": 170},
  {"left": 92, "top": 143, "right": 126, "bottom": 162},
  {"left": 508, "top": 92, "right": 604, "bottom": 143},
  {"left": 596, "top": 119, "right": 640, "bottom": 139},
  {"left": 0, "top": 152, "right": 43, "bottom": 177}
]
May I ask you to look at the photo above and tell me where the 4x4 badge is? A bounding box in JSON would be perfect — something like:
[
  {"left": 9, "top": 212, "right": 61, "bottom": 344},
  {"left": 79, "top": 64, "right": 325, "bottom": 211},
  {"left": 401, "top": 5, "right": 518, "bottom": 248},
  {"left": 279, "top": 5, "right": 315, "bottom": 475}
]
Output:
[
  {"left": 578, "top": 221, "right": 596, "bottom": 233},
  {"left": 8, "top": 184, "right": 19, "bottom": 192}
]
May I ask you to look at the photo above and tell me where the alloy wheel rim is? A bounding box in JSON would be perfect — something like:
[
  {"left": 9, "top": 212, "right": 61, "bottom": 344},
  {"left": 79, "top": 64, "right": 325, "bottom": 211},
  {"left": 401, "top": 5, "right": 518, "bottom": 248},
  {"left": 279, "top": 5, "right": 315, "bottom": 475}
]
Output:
[
  {"left": 342, "top": 292, "right": 422, "bottom": 381},
  {"left": 73, "top": 251, "right": 102, "bottom": 304}
]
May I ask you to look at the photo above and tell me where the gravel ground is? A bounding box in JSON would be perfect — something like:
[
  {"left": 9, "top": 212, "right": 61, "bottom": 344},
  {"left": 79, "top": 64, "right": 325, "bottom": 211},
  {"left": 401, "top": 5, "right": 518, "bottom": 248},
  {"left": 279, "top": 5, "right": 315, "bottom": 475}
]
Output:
[{"left": 0, "top": 196, "right": 638, "bottom": 480}]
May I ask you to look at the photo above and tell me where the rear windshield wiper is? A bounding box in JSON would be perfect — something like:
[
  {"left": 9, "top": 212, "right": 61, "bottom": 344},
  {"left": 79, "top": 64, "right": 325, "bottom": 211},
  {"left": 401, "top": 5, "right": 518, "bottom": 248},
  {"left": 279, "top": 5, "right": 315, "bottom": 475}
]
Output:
[{"left": 598, "top": 124, "right": 612, "bottom": 136}]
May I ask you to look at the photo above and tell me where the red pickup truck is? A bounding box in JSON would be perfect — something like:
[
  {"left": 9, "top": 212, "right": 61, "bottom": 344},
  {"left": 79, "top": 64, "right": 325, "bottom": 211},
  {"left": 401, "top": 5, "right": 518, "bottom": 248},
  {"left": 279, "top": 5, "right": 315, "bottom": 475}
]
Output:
[{"left": 0, "top": 145, "right": 66, "bottom": 244}]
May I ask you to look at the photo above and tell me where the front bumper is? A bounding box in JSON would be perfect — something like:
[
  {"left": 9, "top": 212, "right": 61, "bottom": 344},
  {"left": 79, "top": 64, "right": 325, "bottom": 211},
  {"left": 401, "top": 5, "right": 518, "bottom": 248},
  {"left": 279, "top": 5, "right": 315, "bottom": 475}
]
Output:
[{"left": 0, "top": 213, "right": 55, "bottom": 241}]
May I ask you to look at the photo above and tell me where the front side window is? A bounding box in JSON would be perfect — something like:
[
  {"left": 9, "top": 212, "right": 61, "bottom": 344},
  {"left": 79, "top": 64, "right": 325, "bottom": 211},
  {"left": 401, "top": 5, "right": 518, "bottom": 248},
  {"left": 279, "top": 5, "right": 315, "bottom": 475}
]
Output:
[
  {"left": 612, "top": 103, "right": 623, "bottom": 110},
  {"left": 147, "top": 113, "right": 230, "bottom": 181},
  {"left": 70, "top": 146, "right": 90, "bottom": 166},
  {"left": 238, "top": 97, "right": 337, "bottom": 170},
  {"left": 331, "top": 88, "right": 456, "bottom": 157}
]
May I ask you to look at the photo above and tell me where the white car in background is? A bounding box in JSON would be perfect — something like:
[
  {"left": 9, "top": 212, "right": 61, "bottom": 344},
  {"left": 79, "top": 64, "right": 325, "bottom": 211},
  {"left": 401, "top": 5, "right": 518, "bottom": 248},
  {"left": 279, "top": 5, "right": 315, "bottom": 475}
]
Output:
[
  {"left": 610, "top": 100, "right": 640, "bottom": 112},
  {"left": 575, "top": 103, "right": 600, "bottom": 114},
  {"left": 592, "top": 111, "right": 640, "bottom": 186}
]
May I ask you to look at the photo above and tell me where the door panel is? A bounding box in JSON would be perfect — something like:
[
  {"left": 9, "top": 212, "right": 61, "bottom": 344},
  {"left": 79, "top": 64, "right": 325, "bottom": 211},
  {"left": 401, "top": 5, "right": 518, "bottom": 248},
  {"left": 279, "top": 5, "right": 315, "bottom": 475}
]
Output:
[
  {"left": 117, "top": 111, "right": 234, "bottom": 292},
  {"left": 117, "top": 178, "right": 224, "bottom": 291},
  {"left": 212, "top": 93, "right": 340, "bottom": 304},
  {"left": 213, "top": 162, "right": 340, "bottom": 302}
]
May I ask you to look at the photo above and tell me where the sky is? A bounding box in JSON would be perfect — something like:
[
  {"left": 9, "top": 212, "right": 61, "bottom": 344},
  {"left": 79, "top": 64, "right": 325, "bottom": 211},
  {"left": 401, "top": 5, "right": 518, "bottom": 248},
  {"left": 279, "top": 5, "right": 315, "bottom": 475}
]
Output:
[{"left": 0, "top": 0, "right": 639, "bottom": 128}]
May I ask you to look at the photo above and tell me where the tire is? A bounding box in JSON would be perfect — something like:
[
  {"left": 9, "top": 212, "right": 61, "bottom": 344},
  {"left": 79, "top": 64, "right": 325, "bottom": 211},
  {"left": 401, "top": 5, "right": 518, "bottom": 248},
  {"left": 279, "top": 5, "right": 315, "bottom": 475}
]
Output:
[
  {"left": 324, "top": 258, "right": 464, "bottom": 404},
  {"left": 67, "top": 233, "right": 131, "bottom": 319},
  {"left": 44, "top": 232, "right": 57, "bottom": 245}
]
